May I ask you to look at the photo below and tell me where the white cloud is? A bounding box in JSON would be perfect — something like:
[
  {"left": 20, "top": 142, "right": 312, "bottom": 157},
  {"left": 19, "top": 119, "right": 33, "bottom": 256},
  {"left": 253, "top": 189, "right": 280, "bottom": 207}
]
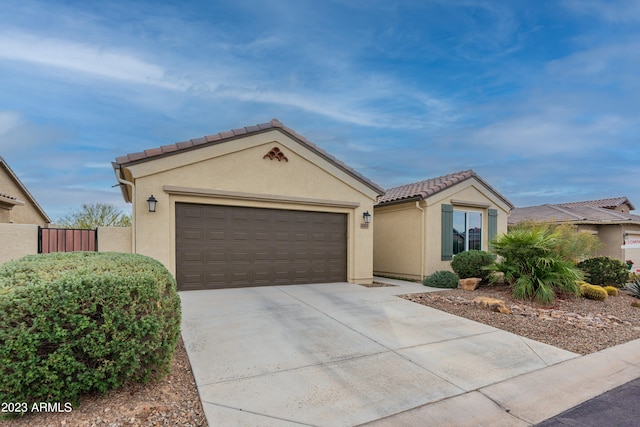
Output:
[
  {"left": 563, "top": 0, "right": 640, "bottom": 23},
  {"left": 0, "top": 31, "right": 189, "bottom": 90},
  {"left": 0, "top": 111, "right": 22, "bottom": 135}
]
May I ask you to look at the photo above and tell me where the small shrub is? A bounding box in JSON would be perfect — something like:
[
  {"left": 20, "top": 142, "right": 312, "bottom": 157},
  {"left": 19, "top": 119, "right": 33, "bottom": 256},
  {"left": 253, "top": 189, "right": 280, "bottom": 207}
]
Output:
[
  {"left": 632, "top": 301, "right": 640, "bottom": 308},
  {"left": 451, "top": 250, "right": 494, "bottom": 281},
  {"left": 603, "top": 286, "right": 619, "bottom": 296},
  {"left": 487, "top": 227, "right": 582, "bottom": 304},
  {"left": 0, "top": 252, "right": 181, "bottom": 414},
  {"left": 577, "top": 257, "right": 629, "bottom": 288},
  {"left": 424, "top": 270, "right": 459, "bottom": 288},
  {"left": 579, "top": 282, "right": 608, "bottom": 301},
  {"left": 625, "top": 280, "right": 640, "bottom": 299}
]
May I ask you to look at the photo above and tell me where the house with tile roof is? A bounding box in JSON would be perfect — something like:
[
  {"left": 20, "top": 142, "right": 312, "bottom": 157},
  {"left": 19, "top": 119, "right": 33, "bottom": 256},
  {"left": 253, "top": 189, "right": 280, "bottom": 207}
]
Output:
[
  {"left": 112, "top": 119, "right": 384, "bottom": 290},
  {"left": 373, "top": 170, "right": 513, "bottom": 281},
  {"left": 0, "top": 156, "right": 50, "bottom": 226},
  {"left": 509, "top": 197, "right": 640, "bottom": 272}
]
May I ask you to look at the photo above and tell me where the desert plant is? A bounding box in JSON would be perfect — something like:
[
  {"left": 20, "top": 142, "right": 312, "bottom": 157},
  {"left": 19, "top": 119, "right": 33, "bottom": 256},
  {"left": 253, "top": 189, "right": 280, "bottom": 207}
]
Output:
[
  {"left": 508, "top": 221, "right": 602, "bottom": 262},
  {"left": 579, "top": 282, "right": 608, "bottom": 301},
  {"left": 625, "top": 280, "right": 640, "bottom": 299},
  {"left": 577, "top": 257, "right": 629, "bottom": 288},
  {"left": 423, "top": 270, "right": 459, "bottom": 288},
  {"left": 0, "top": 252, "right": 181, "bottom": 414},
  {"left": 632, "top": 301, "right": 640, "bottom": 308},
  {"left": 488, "top": 226, "right": 583, "bottom": 304},
  {"left": 603, "top": 286, "right": 619, "bottom": 296},
  {"left": 451, "top": 250, "right": 494, "bottom": 281}
]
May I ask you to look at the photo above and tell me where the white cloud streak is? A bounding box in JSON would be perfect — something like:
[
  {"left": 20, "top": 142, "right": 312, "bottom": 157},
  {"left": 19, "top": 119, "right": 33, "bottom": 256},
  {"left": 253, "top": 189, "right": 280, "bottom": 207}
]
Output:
[{"left": 0, "top": 31, "right": 188, "bottom": 90}]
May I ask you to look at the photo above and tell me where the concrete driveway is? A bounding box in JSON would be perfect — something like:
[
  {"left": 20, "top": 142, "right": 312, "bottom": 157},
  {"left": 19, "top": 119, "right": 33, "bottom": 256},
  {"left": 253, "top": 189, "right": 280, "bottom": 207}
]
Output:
[{"left": 180, "top": 280, "right": 580, "bottom": 426}]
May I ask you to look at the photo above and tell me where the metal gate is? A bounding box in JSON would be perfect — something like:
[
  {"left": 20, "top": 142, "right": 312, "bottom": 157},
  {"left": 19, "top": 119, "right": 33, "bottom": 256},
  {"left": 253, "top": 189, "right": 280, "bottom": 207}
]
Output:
[{"left": 38, "top": 227, "right": 98, "bottom": 253}]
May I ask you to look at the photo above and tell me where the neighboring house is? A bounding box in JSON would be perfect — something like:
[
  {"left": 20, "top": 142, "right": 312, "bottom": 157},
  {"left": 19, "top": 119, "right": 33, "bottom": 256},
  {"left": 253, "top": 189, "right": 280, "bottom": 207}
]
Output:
[
  {"left": 112, "top": 119, "right": 385, "bottom": 291},
  {"left": 373, "top": 170, "right": 513, "bottom": 281},
  {"left": 0, "top": 156, "right": 50, "bottom": 226},
  {"left": 509, "top": 197, "right": 640, "bottom": 272}
]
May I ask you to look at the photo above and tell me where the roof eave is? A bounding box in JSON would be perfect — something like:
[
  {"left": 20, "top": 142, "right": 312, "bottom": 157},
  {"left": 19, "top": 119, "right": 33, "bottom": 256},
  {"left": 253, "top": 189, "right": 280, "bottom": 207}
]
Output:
[
  {"left": 112, "top": 121, "right": 386, "bottom": 197},
  {"left": 0, "top": 156, "right": 51, "bottom": 223}
]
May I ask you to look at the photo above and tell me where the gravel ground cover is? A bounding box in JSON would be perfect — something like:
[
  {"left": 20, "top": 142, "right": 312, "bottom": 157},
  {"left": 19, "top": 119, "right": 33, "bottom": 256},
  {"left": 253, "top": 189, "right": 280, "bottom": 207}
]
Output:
[
  {"left": 2, "top": 337, "right": 206, "bottom": 427},
  {"left": 402, "top": 284, "right": 640, "bottom": 355}
]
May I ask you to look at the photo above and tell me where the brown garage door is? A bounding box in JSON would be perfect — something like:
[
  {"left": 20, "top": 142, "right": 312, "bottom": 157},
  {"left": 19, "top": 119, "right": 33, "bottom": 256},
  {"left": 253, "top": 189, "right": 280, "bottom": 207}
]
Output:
[{"left": 176, "top": 203, "right": 347, "bottom": 290}]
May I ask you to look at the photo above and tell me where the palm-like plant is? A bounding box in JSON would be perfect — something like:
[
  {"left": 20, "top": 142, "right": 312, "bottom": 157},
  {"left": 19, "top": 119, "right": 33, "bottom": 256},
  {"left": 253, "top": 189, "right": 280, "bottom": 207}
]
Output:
[{"left": 488, "top": 227, "right": 583, "bottom": 304}]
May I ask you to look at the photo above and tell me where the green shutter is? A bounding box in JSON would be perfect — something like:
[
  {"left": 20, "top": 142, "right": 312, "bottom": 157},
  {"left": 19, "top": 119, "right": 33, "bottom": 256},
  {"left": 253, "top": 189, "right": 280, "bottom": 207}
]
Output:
[
  {"left": 488, "top": 208, "right": 498, "bottom": 252},
  {"left": 441, "top": 204, "right": 453, "bottom": 261}
]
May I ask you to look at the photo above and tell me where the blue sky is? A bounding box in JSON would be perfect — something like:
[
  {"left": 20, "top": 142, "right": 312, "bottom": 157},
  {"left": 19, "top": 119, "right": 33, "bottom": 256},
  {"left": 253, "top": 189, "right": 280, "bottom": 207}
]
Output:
[{"left": 1, "top": 0, "right": 639, "bottom": 221}]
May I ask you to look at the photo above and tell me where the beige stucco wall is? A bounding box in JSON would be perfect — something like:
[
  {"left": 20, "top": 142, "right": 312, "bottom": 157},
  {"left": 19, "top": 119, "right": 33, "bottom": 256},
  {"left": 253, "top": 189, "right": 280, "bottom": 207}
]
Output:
[
  {"left": 374, "top": 178, "right": 511, "bottom": 280},
  {"left": 0, "top": 167, "right": 49, "bottom": 226},
  {"left": 97, "top": 227, "right": 132, "bottom": 253},
  {"left": 595, "top": 224, "right": 625, "bottom": 261},
  {"left": 0, "top": 223, "right": 38, "bottom": 264},
  {"left": 120, "top": 130, "right": 380, "bottom": 284},
  {"left": 373, "top": 202, "right": 423, "bottom": 280}
]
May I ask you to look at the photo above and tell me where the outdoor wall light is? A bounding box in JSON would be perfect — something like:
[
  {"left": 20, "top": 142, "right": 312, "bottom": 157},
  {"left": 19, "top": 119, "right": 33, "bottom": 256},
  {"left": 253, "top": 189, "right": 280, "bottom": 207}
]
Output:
[
  {"left": 147, "top": 195, "right": 158, "bottom": 213},
  {"left": 363, "top": 211, "right": 371, "bottom": 224}
]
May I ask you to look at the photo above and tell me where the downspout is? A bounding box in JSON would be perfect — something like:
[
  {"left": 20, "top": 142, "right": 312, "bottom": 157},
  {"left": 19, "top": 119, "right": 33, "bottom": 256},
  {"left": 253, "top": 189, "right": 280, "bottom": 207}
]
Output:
[
  {"left": 416, "top": 201, "right": 425, "bottom": 280},
  {"left": 114, "top": 166, "right": 136, "bottom": 253}
]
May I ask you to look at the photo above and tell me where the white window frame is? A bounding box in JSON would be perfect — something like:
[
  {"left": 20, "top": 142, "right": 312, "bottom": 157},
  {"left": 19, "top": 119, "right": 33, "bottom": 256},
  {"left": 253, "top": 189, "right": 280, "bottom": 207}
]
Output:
[{"left": 453, "top": 209, "right": 483, "bottom": 255}]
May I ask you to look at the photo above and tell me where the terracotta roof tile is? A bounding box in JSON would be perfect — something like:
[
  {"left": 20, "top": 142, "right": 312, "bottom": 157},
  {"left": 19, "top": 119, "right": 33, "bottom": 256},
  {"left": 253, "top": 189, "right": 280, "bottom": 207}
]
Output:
[
  {"left": 161, "top": 144, "right": 178, "bottom": 153},
  {"left": 376, "top": 170, "right": 513, "bottom": 208},
  {"left": 112, "top": 119, "right": 385, "bottom": 196},
  {"left": 559, "top": 197, "right": 635, "bottom": 211},
  {"left": 190, "top": 137, "right": 207, "bottom": 145},
  {"left": 144, "top": 147, "right": 163, "bottom": 157},
  {"left": 127, "top": 152, "right": 147, "bottom": 162},
  {"left": 176, "top": 140, "right": 193, "bottom": 150},
  {"left": 509, "top": 199, "right": 640, "bottom": 225},
  {"left": 205, "top": 133, "right": 221, "bottom": 142}
]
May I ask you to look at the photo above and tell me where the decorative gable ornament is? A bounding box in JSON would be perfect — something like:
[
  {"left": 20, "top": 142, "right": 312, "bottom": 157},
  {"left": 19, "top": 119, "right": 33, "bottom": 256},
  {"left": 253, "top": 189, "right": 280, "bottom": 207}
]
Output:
[{"left": 263, "top": 147, "right": 288, "bottom": 162}]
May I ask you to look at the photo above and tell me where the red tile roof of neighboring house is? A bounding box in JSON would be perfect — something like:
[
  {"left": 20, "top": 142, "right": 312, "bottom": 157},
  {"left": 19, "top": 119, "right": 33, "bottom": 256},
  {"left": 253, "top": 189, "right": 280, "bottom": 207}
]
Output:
[
  {"left": 113, "top": 119, "right": 385, "bottom": 196},
  {"left": 509, "top": 198, "right": 640, "bottom": 225},
  {"left": 376, "top": 169, "right": 513, "bottom": 208},
  {"left": 558, "top": 197, "right": 635, "bottom": 211}
]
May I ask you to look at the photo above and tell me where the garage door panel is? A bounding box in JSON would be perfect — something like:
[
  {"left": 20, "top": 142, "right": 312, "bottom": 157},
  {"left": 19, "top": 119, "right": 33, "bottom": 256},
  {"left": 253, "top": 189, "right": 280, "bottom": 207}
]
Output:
[{"left": 176, "top": 203, "right": 347, "bottom": 290}]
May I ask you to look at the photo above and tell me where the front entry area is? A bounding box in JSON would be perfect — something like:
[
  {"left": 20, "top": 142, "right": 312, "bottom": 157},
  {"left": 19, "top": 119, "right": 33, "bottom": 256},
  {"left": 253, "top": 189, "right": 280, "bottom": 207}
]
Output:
[{"left": 175, "top": 203, "right": 347, "bottom": 290}]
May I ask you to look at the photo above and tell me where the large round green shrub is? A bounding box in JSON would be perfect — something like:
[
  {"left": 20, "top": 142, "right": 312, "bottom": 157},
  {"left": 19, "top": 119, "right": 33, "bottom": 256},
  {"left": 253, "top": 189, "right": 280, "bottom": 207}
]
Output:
[
  {"left": 451, "top": 250, "right": 494, "bottom": 281},
  {"left": 423, "top": 270, "right": 459, "bottom": 288},
  {"left": 577, "top": 257, "right": 629, "bottom": 288},
  {"left": 0, "top": 252, "right": 181, "bottom": 412}
]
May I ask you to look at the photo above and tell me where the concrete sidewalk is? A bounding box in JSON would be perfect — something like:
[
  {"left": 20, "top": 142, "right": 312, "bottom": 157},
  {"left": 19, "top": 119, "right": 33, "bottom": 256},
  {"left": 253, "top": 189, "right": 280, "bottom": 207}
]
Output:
[{"left": 180, "top": 280, "right": 640, "bottom": 426}]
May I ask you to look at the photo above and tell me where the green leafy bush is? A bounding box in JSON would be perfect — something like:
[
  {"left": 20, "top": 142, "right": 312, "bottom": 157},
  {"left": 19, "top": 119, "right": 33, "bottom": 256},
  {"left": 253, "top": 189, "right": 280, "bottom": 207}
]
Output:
[
  {"left": 487, "top": 227, "right": 583, "bottom": 304},
  {"left": 0, "top": 252, "right": 181, "bottom": 413},
  {"left": 423, "top": 270, "right": 459, "bottom": 288},
  {"left": 451, "top": 250, "right": 494, "bottom": 281},
  {"left": 577, "top": 257, "right": 629, "bottom": 288}
]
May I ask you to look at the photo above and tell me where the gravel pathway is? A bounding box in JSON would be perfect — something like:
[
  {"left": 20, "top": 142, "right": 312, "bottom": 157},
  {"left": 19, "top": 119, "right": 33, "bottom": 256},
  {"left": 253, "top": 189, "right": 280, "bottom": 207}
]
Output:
[{"left": 402, "top": 284, "right": 640, "bottom": 355}]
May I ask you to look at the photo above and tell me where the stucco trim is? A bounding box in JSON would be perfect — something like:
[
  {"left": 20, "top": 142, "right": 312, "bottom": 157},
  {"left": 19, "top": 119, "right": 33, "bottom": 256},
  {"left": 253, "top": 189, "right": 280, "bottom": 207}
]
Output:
[
  {"left": 163, "top": 185, "right": 360, "bottom": 208},
  {"left": 450, "top": 199, "right": 491, "bottom": 208}
]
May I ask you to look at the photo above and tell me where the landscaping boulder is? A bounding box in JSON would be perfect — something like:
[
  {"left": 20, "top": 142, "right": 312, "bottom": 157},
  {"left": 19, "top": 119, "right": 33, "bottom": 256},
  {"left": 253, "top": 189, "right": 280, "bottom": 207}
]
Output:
[
  {"left": 473, "top": 296, "right": 511, "bottom": 314},
  {"left": 458, "top": 277, "right": 482, "bottom": 291}
]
